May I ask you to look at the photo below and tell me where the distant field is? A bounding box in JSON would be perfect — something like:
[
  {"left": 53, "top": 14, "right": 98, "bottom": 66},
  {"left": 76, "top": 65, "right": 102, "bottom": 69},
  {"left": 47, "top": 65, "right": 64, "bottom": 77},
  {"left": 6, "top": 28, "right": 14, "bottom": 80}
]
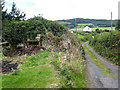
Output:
[
  {"left": 70, "top": 23, "right": 94, "bottom": 30},
  {"left": 70, "top": 27, "right": 115, "bottom": 31},
  {"left": 77, "top": 34, "right": 85, "bottom": 39},
  {"left": 70, "top": 27, "right": 82, "bottom": 30},
  {"left": 91, "top": 27, "right": 115, "bottom": 30}
]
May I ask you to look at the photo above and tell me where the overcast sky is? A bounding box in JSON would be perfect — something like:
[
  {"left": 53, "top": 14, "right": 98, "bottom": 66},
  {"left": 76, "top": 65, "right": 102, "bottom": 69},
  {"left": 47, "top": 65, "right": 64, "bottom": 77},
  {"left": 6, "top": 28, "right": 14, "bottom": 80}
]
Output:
[{"left": 5, "top": 0, "right": 120, "bottom": 20}]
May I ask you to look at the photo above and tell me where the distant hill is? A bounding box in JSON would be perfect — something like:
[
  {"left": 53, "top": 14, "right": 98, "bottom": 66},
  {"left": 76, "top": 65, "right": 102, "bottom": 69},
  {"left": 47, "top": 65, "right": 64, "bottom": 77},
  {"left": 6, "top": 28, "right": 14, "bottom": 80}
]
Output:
[{"left": 58, "top": 18, "right": 118, "bottom": 29}]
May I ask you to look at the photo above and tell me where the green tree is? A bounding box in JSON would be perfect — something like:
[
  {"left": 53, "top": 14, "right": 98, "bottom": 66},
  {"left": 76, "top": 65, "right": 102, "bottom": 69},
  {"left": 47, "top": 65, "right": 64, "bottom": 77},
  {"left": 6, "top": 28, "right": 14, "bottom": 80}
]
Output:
[
  {"left": 2, "top": 2, "right": 26, "bottom": 42},
  {"left": 2, "top": 3, "right": 67, "bottom": 48},
  {"left": 2, "top": 2, "right": 27, "bottom": 47},
  {"left": 3, "top": 21, "right": 28, "bottom": 47},
  {"left": 2, "top": 2, "right": 26, "bottom": 22},
  {"left": 1, "top": 1, "right": 8, "bottom": 20},
  {"left": 10, "top": 2, "right": 26, "bottom": 21}
]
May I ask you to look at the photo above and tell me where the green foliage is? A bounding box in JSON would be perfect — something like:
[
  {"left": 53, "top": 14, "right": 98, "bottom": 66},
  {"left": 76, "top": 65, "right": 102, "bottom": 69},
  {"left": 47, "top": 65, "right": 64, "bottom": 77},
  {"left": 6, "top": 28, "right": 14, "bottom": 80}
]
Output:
[
  {"left": 2, "top": 2, "right": 26, "bottom": 44},
  {"left": 89, "top": 31, "right": 119, "bottom": 65},
  {"left": 1, "top": 1, "right": 8, "bottom": 20},
  {"left": 27, "top": 16, "right": 67, "bottom": 37},
  {"left": 10, "top": 2, "right": 26, "bottom": 21},
  {"left": 2, "top": 21, "right": 28, "bottom": 47},
  {"left": 2, "top": 2, "right": 26, "bottom": 21},
  {"left": 2, "top": 2, "right": 67, "bottom": 47}
]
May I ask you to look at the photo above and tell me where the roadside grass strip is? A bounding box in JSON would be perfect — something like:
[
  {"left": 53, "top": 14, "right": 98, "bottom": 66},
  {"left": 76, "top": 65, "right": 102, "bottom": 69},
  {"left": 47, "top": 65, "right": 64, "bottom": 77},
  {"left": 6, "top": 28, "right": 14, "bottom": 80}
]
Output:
[{"left": 83, "top": 43, "right": 116, "bottom": 78}]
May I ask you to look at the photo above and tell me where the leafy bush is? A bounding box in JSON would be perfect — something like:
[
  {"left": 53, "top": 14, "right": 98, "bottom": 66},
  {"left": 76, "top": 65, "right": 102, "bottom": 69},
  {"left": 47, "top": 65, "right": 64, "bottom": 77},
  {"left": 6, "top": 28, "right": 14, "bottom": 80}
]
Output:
[
  {"left": 3, "top": 21, "right": 28, "bottom": 47},
  {"left": 2, "top": 2, "right": 67, "bottom": 48},
  {"left": 89, "top": 31, "right": 119, "bottom": 65}
]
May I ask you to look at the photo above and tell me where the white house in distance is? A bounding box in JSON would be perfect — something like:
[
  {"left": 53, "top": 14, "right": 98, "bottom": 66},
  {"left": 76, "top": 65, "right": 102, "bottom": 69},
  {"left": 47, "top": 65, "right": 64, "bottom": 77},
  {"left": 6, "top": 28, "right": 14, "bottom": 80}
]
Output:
[{"left": 83, "top": 26, "right": 92, "bottom": 32}]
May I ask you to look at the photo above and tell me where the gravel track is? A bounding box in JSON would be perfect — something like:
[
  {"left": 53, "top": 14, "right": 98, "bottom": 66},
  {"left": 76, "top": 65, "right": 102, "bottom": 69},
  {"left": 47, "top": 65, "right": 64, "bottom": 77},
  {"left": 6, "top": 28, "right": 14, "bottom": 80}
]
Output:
[{"left": 82, "top": 42, "right": 119, "bottom": 89}]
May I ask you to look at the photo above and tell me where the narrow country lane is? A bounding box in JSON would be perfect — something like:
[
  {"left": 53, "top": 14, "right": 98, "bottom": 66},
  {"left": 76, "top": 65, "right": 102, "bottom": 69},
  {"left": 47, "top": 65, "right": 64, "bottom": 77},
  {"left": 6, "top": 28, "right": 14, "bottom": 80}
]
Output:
[{"left": 82, "top": 42, "right": 119, "bottom": 88}]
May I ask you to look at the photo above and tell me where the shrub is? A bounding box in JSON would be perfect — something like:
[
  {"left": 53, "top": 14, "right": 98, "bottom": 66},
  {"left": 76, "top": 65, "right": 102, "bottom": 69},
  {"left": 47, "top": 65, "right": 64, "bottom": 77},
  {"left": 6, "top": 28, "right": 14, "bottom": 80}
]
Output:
[{"left": 89, "top": 31, "right": 119, "bottom": 65}]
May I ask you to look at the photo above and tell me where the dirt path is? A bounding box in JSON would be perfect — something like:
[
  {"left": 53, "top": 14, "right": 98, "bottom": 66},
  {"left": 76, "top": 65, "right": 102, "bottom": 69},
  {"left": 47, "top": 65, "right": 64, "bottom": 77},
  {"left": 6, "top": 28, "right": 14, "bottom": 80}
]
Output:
[{"left": 82, "top": 42, "right": 119, "bottom": 88}]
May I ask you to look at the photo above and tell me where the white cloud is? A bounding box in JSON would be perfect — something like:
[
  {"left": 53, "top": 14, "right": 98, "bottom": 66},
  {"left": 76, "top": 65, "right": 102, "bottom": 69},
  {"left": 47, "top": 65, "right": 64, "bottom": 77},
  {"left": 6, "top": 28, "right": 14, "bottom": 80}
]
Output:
[{"left": 4, "top": 0, "right": 119, "bottom": 20}]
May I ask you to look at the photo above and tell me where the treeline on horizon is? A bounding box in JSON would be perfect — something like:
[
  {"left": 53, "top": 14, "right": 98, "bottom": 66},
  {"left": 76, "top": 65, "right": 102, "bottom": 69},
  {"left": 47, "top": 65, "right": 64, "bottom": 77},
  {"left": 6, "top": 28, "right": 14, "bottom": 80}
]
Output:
[{"left": 58, "top": 18, "right": 117, "bottom": 29}]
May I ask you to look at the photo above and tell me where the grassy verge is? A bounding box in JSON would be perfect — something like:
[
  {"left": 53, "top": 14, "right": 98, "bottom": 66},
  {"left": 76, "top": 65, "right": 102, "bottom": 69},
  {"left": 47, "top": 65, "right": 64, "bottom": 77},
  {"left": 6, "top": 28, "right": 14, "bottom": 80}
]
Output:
[
  {"left": 2, "top": 50, "right": 60, "bottom": 88},
  {"left": 91, "top": 27, "right": 115, "bottom": 30},
  {"left": 2, "top": 49, "right": 86, "bottom": 88},
  {"left": 77, "top": 34, "right": 85, "bottom": 39},
  {"left": 83, "top": 43, "right": 116, "bottom": 78}
]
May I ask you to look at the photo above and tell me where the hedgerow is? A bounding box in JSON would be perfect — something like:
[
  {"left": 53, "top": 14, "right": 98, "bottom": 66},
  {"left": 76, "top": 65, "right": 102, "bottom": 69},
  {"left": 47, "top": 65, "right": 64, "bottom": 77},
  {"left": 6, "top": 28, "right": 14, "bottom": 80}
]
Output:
[{"left": 89, "top": 31, "right": 119, "bottom": 65}]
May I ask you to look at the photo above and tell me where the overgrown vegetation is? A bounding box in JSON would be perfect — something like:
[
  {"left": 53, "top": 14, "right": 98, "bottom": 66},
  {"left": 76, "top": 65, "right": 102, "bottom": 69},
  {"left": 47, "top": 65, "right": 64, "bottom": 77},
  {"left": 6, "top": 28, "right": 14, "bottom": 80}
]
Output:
[
  {"left": 1, "top": 1, "right": 87, "bottom": 88},
  {"left": 75, "top": 26, "right": 119, "bottom": 66},
  {"left": 76, "top": 32, "right": 94, "bottom": 42},
  {"left": 2, "top": 47, "right": 86, "bottom": 88},
  {"left": 2, "top": 2, "right": 67, "bottom": 48},
  {"left": 88, "top": 31, "right": 119, "bottom": 65}
]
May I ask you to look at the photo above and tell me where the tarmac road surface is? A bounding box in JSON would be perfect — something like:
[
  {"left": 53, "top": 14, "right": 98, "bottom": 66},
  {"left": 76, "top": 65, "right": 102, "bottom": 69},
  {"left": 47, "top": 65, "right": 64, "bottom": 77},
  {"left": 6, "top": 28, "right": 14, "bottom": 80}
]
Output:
[{"left": 82, "top": 42, "right": 119, "bottom": 89}]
